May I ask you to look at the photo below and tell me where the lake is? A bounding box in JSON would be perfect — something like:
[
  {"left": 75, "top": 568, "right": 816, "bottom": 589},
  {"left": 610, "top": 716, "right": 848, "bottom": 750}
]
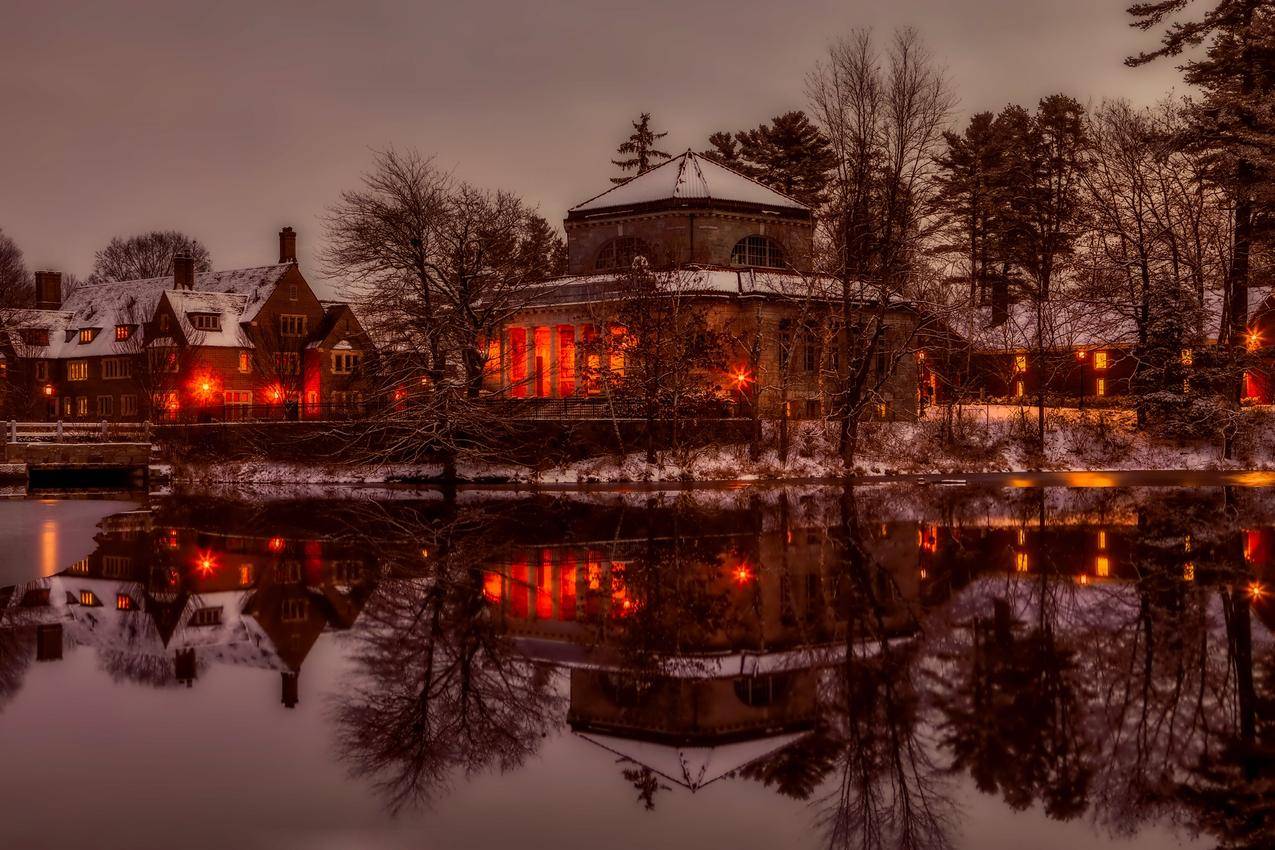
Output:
[{"left": 0, "top": 479, "right": 1270, "bottom": 850}]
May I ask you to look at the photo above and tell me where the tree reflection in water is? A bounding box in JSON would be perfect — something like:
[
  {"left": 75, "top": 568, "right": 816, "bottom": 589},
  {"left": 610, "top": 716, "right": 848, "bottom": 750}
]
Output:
[{"left": 330, "top": 502, "right": 563, "bottom": 813}]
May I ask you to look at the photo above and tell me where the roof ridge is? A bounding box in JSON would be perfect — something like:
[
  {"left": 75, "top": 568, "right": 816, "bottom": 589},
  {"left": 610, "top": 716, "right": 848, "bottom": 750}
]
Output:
[
  {"left": 568, "top": 153, "right": 687, "bottom": 211},
  {"left": 687, "top": 150, "right": 811, "bottom": 210}
]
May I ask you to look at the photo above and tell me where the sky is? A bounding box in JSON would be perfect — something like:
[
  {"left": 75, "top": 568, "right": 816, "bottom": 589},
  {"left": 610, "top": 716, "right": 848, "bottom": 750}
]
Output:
[{"left": 0, "top": 0, "right": 1190, "bottom": 296}]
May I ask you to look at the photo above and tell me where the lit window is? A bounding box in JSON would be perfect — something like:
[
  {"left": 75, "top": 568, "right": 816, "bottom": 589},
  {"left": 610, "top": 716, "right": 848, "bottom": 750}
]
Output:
[
  {"left": 1015, "top": 551, "right": 1029, "bottom": 572},
  {"left": 281, "top": 598, "right": 308, "bottom": 622},
  {"left": 1014, "top": 354, "right": 1027, "bottom": 373},
  {"left": 116, "top": 593, "right": 135, "bottom": 611},
  {"left": 1183, "top": 561, "right": 1195, "bottom": 582},
  {"left": 1181, "top": 348, "right": 1193, "bottom": 366},
  {"left": 1098, "top": 530, "right": 1106, "bottom": 550},
  {"left": 190, "top": 607, "right": 222, "bottom": 627},
  {"left": 76, "top": 397, "right": 88, "bottom": 417},
  {"left": 238, "top": 351, "right": 251, "bottom": 373},
  {"left": 103, "top": 556, "right": 130, "bottom": 577},
  {"left": 121, "top": 395, "right": 138, "bottom": 416},
  {"left": 1096, "top": 556, "right": 1110, "bottom": 577},
  {"left": 115, "top": 324, "right": 132, "bottom": 341},
  {"left": 594, "top": 237, "right": 649, "bottom": 271},
  {"left": 67, "top": 559, "right": 89, "bottom": 574},
  {"left": 1096, "top": 378, "right": 1106, "bottom": 397},
  {"left": 279, "top": 315, "right": 308, "bottom": 337},
  {"left": 96, "top": 396, "right": 113, "bottom": 417},
  {"left": 730, "top": 235, "right": 786, "bottom": 269},
  {"left": 78, "top": 328, "right": 97, "bottom": 344},
  {"left": 67, "top": 360, "right": 89, "bottom": 381},
  {"left": 1094, "top": 351, "right": 1108, "bottom": 370},
  {"left": 1015, "top": 380, "right": 1025, "bottom": 398},
  {"left": 78, "top": 590, "right": 100, "bottom": 607},
  {"left": 239, "top": 564, "right": 254, "bottom": 586},
  {"left": 149, "top": 347, "right": 179, "bottom": 373}
]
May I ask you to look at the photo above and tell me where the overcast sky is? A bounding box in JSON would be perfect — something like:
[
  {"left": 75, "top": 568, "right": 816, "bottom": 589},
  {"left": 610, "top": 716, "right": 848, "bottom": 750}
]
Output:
[{"left": 1, "top": 0, "right": 1188, "bottom": 295}]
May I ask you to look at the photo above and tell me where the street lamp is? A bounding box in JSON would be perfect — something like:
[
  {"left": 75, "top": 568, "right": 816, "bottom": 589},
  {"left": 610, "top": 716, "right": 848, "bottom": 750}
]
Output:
[{"left": 1076, "top": 349, "right": 1087, "bottom": 411}]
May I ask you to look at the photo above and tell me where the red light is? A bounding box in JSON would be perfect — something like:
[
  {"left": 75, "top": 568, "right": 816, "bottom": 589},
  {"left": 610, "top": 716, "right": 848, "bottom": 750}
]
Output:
[
  {"left": 733, "top": 564, "right": 754, "bottom": 585},
  {"left": 733, "top": 369, "right": 751, "bottom": 388},
  {"left": 1076, "top": 350, "right": 1087, "bottom": 361},
  {"left": 195, "top": 551, "right": 217, "bottom": 576},
  {"left": 393, "top": 387, "right": 406, "bottom": 401},
  {"left": 42, "top": 385, "right": 53, "bottom": 396},
  {"left": 267, "top": 537, "right": 286, "bottom": 553},
  {"left": 189, "top": 370, "right": 221, "bottom": 403},
  {"left": 1249, "top": 581, "right": 1267, "bottom": 600}
]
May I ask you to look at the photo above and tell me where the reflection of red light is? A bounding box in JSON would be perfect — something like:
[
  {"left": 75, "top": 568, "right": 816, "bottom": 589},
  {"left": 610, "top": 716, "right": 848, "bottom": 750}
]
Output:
[
  {"left": 393, "top": 387, "right": 406, "bottom": 401},
  {"left": 267, "top": 537, "right": 286, "bottom": 553},
  {"left": 1250, "top": 581, "right": 1267, "bottom": 601},
  {"left": 733, "top": 564, "right": 754, "bottom": 585},
  {"left": 42, "top": 385, "right": 53, "bottom": 396},
  {"left": 195, "top": 552, "right": 217, "bottom": 576},
  {"left": 483, "top": 572, "right": 502, "bottom": 603}
]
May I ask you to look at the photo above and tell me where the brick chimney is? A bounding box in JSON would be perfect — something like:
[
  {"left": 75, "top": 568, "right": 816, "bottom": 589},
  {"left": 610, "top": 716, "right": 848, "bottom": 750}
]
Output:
[
  {"left": 173, "top": 255, "right": 194, "bottom": 290},
  {"left": 279, "top": 226, "right": 297, "bottom": 264},
  {"left": 33, "top": 271, "right": 62, "bottom": 310}
]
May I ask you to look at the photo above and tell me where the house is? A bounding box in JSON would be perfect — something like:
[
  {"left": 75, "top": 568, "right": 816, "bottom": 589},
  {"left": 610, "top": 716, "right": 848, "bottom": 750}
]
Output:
[
  {"left": 481, "top": 151, "right": 922, "bottom": 420},
  {"left": 0, "top": 227, "right": 374, "bottom": 422}
]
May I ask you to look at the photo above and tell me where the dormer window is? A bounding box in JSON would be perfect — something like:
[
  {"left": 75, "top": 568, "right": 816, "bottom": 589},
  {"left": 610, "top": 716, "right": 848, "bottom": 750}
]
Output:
[
  {"left": 189, "top": 313, "right": 221, "bottom": 332},
  {"left": 78, "top": 328, "right": 98, "bottom": 344},
  {"left": 115, "top": 324, "right": 133, "bottom": 341}
]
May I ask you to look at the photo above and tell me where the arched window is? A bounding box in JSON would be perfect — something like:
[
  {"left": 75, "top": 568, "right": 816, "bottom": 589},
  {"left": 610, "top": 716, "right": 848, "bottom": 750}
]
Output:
[
  {"left": 731, "top": 235, "right": 785, "bottom": 269},
  {"left": 595, "top": 237, "right": 650, "bottom": 271}
]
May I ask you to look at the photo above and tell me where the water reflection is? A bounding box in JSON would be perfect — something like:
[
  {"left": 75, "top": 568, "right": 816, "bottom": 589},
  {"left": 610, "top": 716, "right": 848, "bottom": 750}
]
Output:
[{"left": 0, "top": 485, "right": 1272, "bottom": 849}]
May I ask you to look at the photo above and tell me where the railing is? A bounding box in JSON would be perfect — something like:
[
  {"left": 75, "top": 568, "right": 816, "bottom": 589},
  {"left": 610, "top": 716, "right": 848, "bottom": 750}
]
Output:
[{"left": 6, "top": 420, "right": 152, "bottom": 443}]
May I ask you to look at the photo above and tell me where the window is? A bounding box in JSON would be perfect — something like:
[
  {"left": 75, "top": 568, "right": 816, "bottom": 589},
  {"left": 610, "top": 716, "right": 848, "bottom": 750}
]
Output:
[
  {"left": 277, "top": 561, "right": 302, "bottom": 583},
  {"left": 35, "top": 361, "right": 48, "bottom": 381},
  {"left": 730, "top": 235, "right": 786, "bottom": 268},
  {"left": 103, "top": 555, "right": 130, "bottom": 577},
  {"left": 158, "top": 314, "right": 170, "bottom": 332},
  {"left": 1015, "top": 380, "right": 1025, "bottom": 398},
  {"left": 115, "top": 325, "right": 132, "bottom": 341},
  {"left": 279, "top": 315, "right": 308, "bottom": 337},
  {"left": 1094, "top": 351, "right": 1108, "bottom": 370},
  {"left": 121, "top": 395, "right": 138, "bottom": 416},
  {"left": 1014, "top": 354, "right": 1027, "bottom": 373},
  {"left": 62, "top": 397, "right": 72, "bottom": 417},
  {"left": 78, "top": 590, "right": 101, "bottom": 607},
  {"left": 224, "top": 391, "right": 253, "bottom": 420},
  {"left": 78, "top": 328, "right": 98, "bottom": 344},
  {"left": 288, "top": 284, "right": 298, "bottom": 301},
  {"left": 1096, "top": 378, "right": 1106, "bottom": 397},
  {"left": 332, "top": 391, "right": 364, "bottom": 412},
  {"left": 152, "top": 392, "right": 179, "bottom": 419},
  {"left": 116, "top": 594, "right": 135, "bottom": 611},
  {"left": 238, "top": 351, "right": 252, "bottom": 373},
  {"left": 103, "top": 357, "right": 130, "bottom": 379},
  {"left": 281, "top": 598, "right": 308, "bottom": 622},
  {"left": 67, "top": 360, "right": 89, "bottom": 381},
  {"left": 1181, "top": 348, "right": 1193, "bottom": 366},
  {"left": 1096, "top": 555, "right": 1110, "bottom": 577},
  {"left": 275, "top": 352, "right": 300, "bottom": 375},
  {"left": 189, "top": 313, "right": 221, "bottom": 332},
  {"left": 1015, "top": 551, "right": 1029, "bottom": 572},
  {"left": 76, "top": 397, "right": 88, "bottom": 417},
  {"left": 803, "top": 332, "right": 817, "bottom": 373},
  {"left": 149, "top": 346, "right": 179, "bottom": 373},
  {"left": 20, "top": 328, "right": 49, "bottom": 347},
  {"left": 594, "top": 237, "right": 650, "bottom": 271},
  {"left": 332, "top": 351, "right": 362, "bottom": 374},
  {"left": 190, "top": 607, "right": 222, "bottom": 627},
  {"left": 805, "top": 398, "right": 821, "bottom": 418},
  {"left": 96, "top": 396, "right": 113, "bottom": 417},
  {"left": 239, "top": 564, "right": 255, "bottom": 586},
  {"left": 67, "top": 559, "right": 89, "bottom": 574}
]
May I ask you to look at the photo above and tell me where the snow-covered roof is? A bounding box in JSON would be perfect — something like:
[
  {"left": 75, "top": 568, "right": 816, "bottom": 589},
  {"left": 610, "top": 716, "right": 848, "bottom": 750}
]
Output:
[
  {"left": 165, "top": 289, "right": 252, "bottom": 348},
  {"left": 576, "top": 730, "right": 810, "bottom": 790},
  {"left": 570, "top": 151, "right": 810, "bottom": 215},
  {"left": 520, "top": 266, "right": 844, "bottom": 307}
]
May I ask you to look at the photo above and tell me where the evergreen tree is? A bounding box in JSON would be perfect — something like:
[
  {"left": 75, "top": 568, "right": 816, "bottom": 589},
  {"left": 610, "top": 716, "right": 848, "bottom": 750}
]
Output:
[
  {"left": 515, "top": 213, "right": 567, "bottom": 282},
  {"left": 700, "top": 111, "right": 836, "bottom": 206},
  {"left": 611, "top": 113, "right": 671, "bottom": 184},
  {"left": 1128, "top": 0, "right": 1275, "bottom": 346}
]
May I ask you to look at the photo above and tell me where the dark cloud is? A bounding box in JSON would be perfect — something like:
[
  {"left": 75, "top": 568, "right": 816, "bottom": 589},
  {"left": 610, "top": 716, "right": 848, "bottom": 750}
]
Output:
[{"left": 0, "top": 0, "right": 1184, "bottom": 295}]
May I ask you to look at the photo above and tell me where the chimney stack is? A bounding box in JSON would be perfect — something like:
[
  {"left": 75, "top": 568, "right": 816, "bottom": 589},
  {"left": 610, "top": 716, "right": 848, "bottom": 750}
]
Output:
[
  {"left": 33, "top": 271, "right": 62, "bottom": 310},
  {"left": 173, "top": 255, "right": 194, "bottom": 290},
  {"left": 279, "top": 226, "right": 297, "bottom": 264}
]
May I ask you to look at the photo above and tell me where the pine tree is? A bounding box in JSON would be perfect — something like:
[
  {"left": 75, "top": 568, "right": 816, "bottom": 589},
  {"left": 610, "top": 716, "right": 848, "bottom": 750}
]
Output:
[
  {"left": 515, "top": 214, "right": 567, "bottom": 282},
  {"left": 700, "top": 112, "right": 836, "bottom": 206},
  {"left": 1128, "top": 1, "right": 1275, "bottom": 346},
  {"left": 611, "top": 113, "right": 671, "bottom": 184}
]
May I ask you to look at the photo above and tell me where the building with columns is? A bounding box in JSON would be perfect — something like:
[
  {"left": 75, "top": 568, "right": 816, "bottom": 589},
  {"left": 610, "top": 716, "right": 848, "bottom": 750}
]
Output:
[{"left": 483, "top": 151, "right": 922, "bottom": 420}]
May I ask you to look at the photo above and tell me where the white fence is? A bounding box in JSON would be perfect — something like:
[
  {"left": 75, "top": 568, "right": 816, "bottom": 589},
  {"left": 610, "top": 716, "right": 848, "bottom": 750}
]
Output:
[{"left": 5, "top": 420, "right": 152, "bottom": 443}]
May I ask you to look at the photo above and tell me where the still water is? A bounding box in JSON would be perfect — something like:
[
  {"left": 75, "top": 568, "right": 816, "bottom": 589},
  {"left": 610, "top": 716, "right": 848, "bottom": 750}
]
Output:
[{"left": 0, "top": 482, "right": 1271, "bottom": 850}]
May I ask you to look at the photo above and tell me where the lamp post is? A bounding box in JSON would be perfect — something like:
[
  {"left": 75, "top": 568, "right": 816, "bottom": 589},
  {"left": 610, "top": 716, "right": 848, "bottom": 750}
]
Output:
[{"left": 1076, "top": 349, "right": 1087, "bottom": 411}]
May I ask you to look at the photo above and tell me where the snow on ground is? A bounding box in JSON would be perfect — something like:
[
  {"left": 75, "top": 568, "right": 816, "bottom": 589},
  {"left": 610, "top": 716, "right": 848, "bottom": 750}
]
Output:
[{"left": 166, "top": 404, "right": 1275, "bottom": 487}]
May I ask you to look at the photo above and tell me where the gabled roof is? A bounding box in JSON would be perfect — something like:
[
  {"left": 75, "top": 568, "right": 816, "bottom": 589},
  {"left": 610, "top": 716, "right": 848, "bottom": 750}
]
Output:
[
  {"left": 163, "top": 289, "right": 252, "bottom": 348},
  {"left": 576, "top": 730, "right": 811, "bottom": 791},
  {"left": 570, "top": 151, "right": 810, "bottom": 216}
]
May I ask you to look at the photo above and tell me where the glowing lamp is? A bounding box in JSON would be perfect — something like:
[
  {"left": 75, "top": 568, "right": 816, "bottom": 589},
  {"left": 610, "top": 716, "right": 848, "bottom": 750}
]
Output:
[
  {"left": 42, "top": 384, "right": 53, "bottom": 396},
  {"left": 1247, "top": 331, "right": 1260, "bottom": 352},
  {"left": 1249, "top": 581, "right": 1267, "bottom": 600},
  {"left": 195, "top": 552, "right": 217, "bottom": 576},
  {"left": 733, "top": 564, "right": 754, "bottom": 585},
  {"left": 267, "top": 536, "right": 286, "bottom": 553},
  {"left": 1076, "top": 350, "right": 1087, "bottom": 361},
  {"left": 733, "top": 369, "right": 751, "bottom": 388}
]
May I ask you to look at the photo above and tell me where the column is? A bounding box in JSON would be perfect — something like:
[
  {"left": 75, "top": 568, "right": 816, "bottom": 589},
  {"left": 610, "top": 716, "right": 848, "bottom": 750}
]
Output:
[{"left": 549, "top": 325, "right": 560, "bottom": 398}]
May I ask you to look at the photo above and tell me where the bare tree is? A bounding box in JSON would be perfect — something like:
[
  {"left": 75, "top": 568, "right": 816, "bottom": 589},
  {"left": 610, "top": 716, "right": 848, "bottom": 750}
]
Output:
[
  {"left": 806, "top": 28, "right": 955, "bottom": 467},
  {"left": 90, "top": 231, "right": 212, "bottom": 283}
]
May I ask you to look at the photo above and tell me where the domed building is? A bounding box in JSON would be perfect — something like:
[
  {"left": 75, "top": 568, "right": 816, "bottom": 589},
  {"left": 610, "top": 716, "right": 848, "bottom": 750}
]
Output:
[{"left": 483, "top": 151, "right": 923, "bottom": 420}]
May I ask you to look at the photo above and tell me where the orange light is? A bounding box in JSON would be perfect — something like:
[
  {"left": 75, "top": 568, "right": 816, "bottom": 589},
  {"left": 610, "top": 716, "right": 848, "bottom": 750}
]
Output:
[
  {"left": 1078, "top": 574, "right": 1090, "bottom": 585},
  {"left": 1247, "top": 331, "right": 1260, "bottom": 352},
  {"left": 420, "top": 548, "right": 430, "bottom": 559},
  {"left": 919, "top": 568, "right": 927, "bottom": 579},
  {"left": 267, "top": 385, "right": 284, "bottom": 403},
  {"left": 1076, "top": 350, "right": 1087, "bottom": 361},
  {"left": 733, "top": 564, "right": 754, "bottom": 585},
  {"left": 267, "top": 537, "right": 286, "bottom": 553},
  {"left": 733, "top": 368, "right": 751, "bottom": 388},
  {"left": 195, "top": 551, "right": 217, "bottom": 576},
  {"left": 42, "top": 384, "right": 53, "bottom": 396},
  {"left": 392, "top": 387, "right": 406, "bottom": 402},
  {"left": 189, "top": 370, "right": 221, "bottom": 403},
  {"left": 1249, "top": 581, "right": 1267, "bottom": 600},
  {"left": 483, "top": 571, "right": 502, "bottom": 603}
]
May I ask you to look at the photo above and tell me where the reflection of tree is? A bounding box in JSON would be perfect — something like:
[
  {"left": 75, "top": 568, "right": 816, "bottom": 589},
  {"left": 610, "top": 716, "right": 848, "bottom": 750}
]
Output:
[
  {"left": 815, "top": 485, "right": 955, "bottom": 850},
  {"left": 331, "top": 516, "right": 562, "bottom": 813},
  {"left": 0, "top": 623, "right": 33, "bottom": 714},
  {"left": 622, "top": 765, "right": 671, "bottom": 811}
]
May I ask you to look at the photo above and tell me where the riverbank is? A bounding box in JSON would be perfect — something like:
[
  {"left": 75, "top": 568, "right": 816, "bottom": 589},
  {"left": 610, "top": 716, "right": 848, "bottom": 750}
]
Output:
[{"left": 163, "top": 406, "right": 1275, "bottom": 487}]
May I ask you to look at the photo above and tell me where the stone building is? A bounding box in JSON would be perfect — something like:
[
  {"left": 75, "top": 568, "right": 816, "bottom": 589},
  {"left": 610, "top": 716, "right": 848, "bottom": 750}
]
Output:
[
  {"left": 0, "top": 227, "right": 374, "bottom": 422},
  {"left": 483, "top": 151, "right": 922, "bottom": 420}
]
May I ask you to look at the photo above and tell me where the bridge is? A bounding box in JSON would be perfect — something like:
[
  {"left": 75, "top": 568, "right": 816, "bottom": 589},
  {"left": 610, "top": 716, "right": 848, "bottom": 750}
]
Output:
[{"left": 4, "top": 421, "right": 153, "bottom": 490}]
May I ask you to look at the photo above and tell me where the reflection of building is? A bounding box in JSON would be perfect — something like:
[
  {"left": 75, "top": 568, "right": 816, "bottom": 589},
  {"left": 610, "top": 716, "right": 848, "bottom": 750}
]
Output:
[{"left": 0, "top": 506, "right": 376, "bottom": 706}]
